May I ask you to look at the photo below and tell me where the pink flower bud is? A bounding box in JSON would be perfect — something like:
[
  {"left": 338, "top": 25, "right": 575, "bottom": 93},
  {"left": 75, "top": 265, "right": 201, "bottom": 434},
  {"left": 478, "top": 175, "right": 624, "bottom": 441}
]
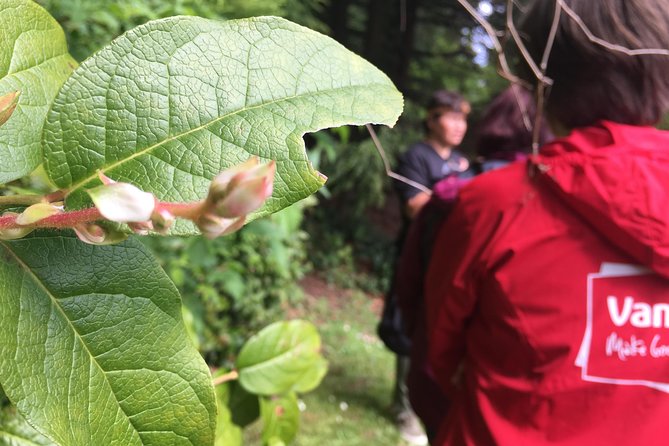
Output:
[
  {"left": 15, "top": 203, "right": 63, "bottom": 225},
  {"left": 127, "top": 221, "right": 153, "bottom": 235},
  {"left": 151, "top": 207, "right": 175, "bottom": 234},
  {"left": 0, "top": 91, "right": 19, "bottom": 127},
  {"left": 88, "top": 180, "right": 156, "bottom": 223},
  {"left": 207, "top": 157, "right": 260, "bottom": 201},
  {"left": 195, "top": 213, "right": 246, "bottom": 239},
  {"left": 206, "top": 159, "right": 276, "bottom": 219},
  {"left": 74, "top": 223, "right": 127, "bottom": 245}
]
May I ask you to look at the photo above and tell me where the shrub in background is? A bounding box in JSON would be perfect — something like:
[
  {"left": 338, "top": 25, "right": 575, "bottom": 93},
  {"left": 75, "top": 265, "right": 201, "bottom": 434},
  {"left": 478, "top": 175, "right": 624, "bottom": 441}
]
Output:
[
  {"left": 145, "top": 200, "right": 314, "bottom": 366},
  {"left": 304, "top": 113, "right": 423, "bottom": 294},
  {"left": 37, "top": 0, "right": 328, "bottom": 61}
]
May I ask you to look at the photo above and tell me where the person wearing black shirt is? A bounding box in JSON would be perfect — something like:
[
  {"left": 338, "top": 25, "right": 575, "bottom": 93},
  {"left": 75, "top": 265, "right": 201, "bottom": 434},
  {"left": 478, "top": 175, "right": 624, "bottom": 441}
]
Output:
[{"left": 389, "top": 90, "right": 472, "bottom": 445}]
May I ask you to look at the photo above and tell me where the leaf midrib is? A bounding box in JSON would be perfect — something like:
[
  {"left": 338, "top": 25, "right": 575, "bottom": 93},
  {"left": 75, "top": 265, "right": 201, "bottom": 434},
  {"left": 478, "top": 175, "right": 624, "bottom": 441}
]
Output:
[
  {"left": 239, "top": 338, "right": 318, "bottom": 376},
  {"left": 64, "top": 82, "right": 392, "bottom": 194},
  {"left": 0, "top": 241, "right": 143, "bottom": 446},
  {"left": 1, "top": 52, "right": 71, "bottom": 82}
]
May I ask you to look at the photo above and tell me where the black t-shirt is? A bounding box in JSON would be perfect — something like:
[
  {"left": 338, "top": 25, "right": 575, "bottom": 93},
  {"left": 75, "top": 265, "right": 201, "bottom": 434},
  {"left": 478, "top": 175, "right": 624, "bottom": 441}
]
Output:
[{"left": 394, "top": 142, "right": 472, "bottom": 203}]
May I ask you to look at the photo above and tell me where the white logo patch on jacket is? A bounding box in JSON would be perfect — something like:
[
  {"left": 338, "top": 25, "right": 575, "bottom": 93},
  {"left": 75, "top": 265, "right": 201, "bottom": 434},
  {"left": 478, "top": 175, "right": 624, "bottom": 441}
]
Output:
[{"left": 575, "top": 263, "right": 669, "bottom": 393}]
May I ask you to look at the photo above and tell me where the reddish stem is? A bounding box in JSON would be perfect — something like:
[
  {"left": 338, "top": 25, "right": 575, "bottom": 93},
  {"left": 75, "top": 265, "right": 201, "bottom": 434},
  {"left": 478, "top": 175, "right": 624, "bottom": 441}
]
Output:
[
  {"left": 159, "top": 201, "right": 205, "bottom": 220},
  {"left": 0, "top": 201, "right": 205, "bottom": 230}
]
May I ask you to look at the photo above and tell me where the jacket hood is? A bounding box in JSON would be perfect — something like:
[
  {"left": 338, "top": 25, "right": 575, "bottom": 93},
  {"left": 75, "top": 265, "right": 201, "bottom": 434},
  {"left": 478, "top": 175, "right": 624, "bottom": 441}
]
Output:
[{"left": 533, "top": 121, "right": 669, "bottom": 277}]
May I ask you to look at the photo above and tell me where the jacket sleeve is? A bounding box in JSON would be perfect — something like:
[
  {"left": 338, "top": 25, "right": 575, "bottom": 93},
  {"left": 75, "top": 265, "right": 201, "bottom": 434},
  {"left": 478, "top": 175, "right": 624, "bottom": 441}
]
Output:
[{"left": 424, "top": 196, "right": 495, "bottom": 396}]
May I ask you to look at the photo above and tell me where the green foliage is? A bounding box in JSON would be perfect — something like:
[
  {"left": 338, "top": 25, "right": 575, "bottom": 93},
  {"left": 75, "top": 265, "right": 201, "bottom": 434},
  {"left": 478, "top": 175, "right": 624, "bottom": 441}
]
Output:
[
  {"left": 0, "top": 0, "right": 77, "bottom": 183},
  {"left": 304, "top": 125, "right": 408, "bottom": 294},
  {"left": 260, "top": 393, "right": 299, "bottom": 445},
  {"left": 273, "top": 290, "right": 402, "bottom": 446},
  {"left": 42, "top": 15, "right": 403, "bottom": 234},
  {"left": 144, "top": 202, "right": 312, "bottom": 365},
  {"left": 216, "top": 321, "right": 327, "bottom": 446},
  {"left": 0, "top": 406, "right": 54, "bottom": 445},
  {"left": 39, "top": 0, "right": 331, "bottom": 62},
  {"left": 0, "top": 234, "right": 216, "bottom": 445},
  {"left": 237, "top": 320, "right": 327, "bottom": 395},
  {"left": 1, "top": 1, "right": 403, "bottom": 444},
  {"left": 38, "top": 0, "right": 228, "bottom": 61},
  {"left": 214, "top": 382, "right": 243, "bottom": 446}
]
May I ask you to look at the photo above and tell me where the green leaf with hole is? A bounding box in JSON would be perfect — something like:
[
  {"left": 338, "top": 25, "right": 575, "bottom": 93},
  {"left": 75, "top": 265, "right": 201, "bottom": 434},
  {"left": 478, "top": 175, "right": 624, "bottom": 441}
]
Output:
[
  {"left": 0, "top": 234, "right": 216, "bottom": 446},
  {"left": 236, "top": 320, "right": 327, "bottom": 396},
  {"left": 42, "top": 16, "right": 403, "bottom": 234},
  {"left": 0, "top": 0, "right": 76, "bottom": 184}
]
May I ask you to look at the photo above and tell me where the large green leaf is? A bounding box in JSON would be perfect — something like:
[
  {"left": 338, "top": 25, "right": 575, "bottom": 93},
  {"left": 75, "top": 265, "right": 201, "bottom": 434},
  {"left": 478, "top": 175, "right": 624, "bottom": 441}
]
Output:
[
  {"left": 0, "top": 234, "right": 216, "bottom": 446},
  {"left": 42, "top": 16, "right": 403, "bottom": 234},
  {"left": 236, "top": 320, "right": 327, "bottom": 396},
  {"left": 0, "top": 0, "right": 76, "bottom": 184}
]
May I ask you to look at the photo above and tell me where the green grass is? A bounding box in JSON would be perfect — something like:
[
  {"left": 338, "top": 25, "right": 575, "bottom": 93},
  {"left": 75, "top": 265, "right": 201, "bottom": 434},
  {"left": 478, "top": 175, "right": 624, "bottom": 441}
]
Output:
[{"left": 244, "top": 284, "right": 409, "bottom": 445}]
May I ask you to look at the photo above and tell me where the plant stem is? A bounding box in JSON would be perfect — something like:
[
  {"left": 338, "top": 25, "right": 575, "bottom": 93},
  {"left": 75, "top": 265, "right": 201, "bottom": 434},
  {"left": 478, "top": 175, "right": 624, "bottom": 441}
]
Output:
[
  {"left": 0, "top": 201, "right": 205, "bottom": 231},
  {"left": 0, "top": 194, "right": 45, "bottom": 206},
  {"left": 212, "top": 370, "right": 239, "bottom": 386},
  {"left": 163, "top": 201, "right": 205, "bottom": 220},
  {"left": 0, "top": 207, "right": 103, "bottom": 229}
]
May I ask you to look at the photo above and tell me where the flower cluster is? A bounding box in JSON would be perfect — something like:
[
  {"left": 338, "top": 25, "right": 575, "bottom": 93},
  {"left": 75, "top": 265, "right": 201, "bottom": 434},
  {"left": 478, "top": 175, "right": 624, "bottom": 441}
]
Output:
[{"left": 0, "top": 157, "right": 276, "bottom": 244}]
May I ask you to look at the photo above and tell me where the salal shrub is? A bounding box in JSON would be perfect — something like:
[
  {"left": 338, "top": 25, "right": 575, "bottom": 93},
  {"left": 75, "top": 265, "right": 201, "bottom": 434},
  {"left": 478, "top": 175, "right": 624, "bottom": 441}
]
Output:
[{"left": 0, "top": 1, "right": 402, "bottom": 445}]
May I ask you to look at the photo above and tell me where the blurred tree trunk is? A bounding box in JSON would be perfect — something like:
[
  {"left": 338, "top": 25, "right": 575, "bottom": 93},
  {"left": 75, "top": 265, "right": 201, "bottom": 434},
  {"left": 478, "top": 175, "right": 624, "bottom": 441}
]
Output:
[
  {"left": 362, "top": 0, "right": 387, "bottom": 65},
  {"left": 396, "top": 0, "right": 419, "bottom": 94},
  {"left": 325, "top": 0, "right": 352, "bottom": 43},
  {"left": 363, "top": 0, "right": 415, "bottom": 92}
]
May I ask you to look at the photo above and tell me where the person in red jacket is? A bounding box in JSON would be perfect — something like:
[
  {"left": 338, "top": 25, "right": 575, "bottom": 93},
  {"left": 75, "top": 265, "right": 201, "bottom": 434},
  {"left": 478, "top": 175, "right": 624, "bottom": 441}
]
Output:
[
  {"left": 397, "top": 85, "right": 552, "bottom": 442},
  {"left": 425, "top": 1, "right": 669, "bottom": 445}
]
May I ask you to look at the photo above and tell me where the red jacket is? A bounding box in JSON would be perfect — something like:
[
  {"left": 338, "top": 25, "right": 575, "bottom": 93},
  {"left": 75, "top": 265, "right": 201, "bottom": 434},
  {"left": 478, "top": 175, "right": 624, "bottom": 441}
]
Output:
[{"left": 426, "top": 121, "right": 669, "bottom": 445}]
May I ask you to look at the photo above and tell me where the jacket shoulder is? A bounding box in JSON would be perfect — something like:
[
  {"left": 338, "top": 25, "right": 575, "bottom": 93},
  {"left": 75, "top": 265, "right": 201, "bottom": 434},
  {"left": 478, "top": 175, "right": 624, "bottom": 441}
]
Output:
[{"left": 457, "top": 161, "right": 533, "bottom": 213}]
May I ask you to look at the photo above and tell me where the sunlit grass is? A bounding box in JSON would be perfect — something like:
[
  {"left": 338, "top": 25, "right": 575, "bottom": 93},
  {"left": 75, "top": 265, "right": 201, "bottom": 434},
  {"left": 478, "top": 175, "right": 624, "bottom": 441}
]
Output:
[{"left": 244, "top": 285, "right": 409, "bottom": 445}]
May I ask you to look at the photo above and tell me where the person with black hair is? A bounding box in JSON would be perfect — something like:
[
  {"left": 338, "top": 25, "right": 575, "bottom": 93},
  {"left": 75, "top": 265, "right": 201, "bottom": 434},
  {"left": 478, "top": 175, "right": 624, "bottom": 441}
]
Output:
[
  {"left": 425, "top": 1, "right": 669, "bottom": 445},
  {"left": 383, "top": 89, "right": 473, "bottom": 446}
]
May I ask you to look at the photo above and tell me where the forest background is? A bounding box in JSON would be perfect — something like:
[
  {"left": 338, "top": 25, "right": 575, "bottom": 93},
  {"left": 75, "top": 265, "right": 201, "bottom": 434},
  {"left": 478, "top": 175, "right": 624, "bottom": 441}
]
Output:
[{"left": 15, "top": 1, "right": 669, "bottom": 444}]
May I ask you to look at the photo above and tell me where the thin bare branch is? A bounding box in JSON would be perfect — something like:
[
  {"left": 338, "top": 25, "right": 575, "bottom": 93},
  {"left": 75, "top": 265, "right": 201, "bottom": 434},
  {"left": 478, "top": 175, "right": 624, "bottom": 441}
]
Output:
[
  {"left": 540, "top": 1, "right": 562, "bottom": 71},
  {"left": 506, "top": 0, "right": 552, "bottom": 85},
  {"left": 455, "top": 0, "right": 529, "bottom": 87},
  {"left": 510, "top": 83, "right": 532, "bottom": 132},
  {"left": 557, "top": 0, "right": 669, "bottom": 57},
  {"left": 511, "top": 0, "right": 527, "bottom": 14},
  {"left": 532, "top": 83, "right": 547, "bottom": 157},
  {"left": 531, "top": 0, "right": 562, "bottom": 153},
  {"left": 366, "top": 124, "right": 432, "bottom": 195}
]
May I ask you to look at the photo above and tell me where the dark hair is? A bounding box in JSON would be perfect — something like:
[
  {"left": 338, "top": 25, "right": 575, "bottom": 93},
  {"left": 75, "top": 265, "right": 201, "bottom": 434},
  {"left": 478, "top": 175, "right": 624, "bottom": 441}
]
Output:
[
  {"left": 517, "top": 0, "right": 669, "bottom": 128},
  {"left": 476, "top": 86, "right": 553, "bottom": 158},
  {"left": 423, "top": 89, "right": 470, "bottom": 134}
]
